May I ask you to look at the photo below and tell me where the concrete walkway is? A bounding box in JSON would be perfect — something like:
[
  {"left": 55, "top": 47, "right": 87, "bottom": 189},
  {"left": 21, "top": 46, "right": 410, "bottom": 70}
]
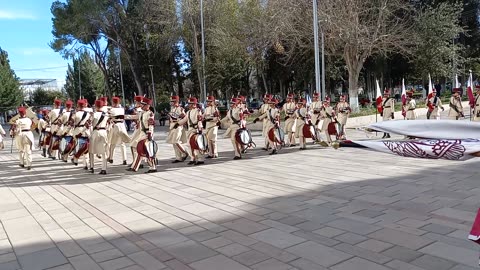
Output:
[{"left": 0, "top": 106, "right": 478, "bottom": 270}]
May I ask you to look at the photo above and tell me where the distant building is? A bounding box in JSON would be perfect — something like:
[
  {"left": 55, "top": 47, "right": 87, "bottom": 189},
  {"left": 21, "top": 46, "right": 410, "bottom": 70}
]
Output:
[{"left": 20, "top": 79, "right": 59, "bottom": 100}]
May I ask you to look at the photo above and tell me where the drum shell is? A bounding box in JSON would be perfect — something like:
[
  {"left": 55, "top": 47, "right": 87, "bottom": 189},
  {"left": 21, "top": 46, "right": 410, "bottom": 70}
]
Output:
[
  {"left": 268, "top": 128, "right": 284, "bottom": 144},
  {"left": 328, "top": 122, "right": 337, "bottom": 135},
  {"left": 189, "top": 134, "right": 208, "bottom": 151},
  {"left": 302, "top": 124, "right": 314, "bottom": 139},
  {"left": 235, "top": 129, "right": 252, "bottom": 145}
]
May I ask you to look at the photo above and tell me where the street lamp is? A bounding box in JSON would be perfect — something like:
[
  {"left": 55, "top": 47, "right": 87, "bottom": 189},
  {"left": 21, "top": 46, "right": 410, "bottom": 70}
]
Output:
[{"left": 200, "top": 0, "right": 207, "bottom": 103}]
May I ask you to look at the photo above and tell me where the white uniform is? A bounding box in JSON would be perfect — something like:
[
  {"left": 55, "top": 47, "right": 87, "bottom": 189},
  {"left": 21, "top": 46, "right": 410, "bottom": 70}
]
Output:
[
  {"left": 427, "top": 94, "right": 443, "bottom": 120},
  {"left": 448, "top": 96, "right": 463, "bottom": 120},
  {"left": 320, "top": 105, "right": 334, "bottom": 144},
  {"left": 382, "top": 97, "right": 395, "bottom": 121},
  {"left": 48, "top": 107, "right": 63, "bottom": 157},
  {"left": 405, "top": 99, "right": 417, "bottom": 120},
  {"left": 295, "top": 107, "right": 308, "bottom": 148},
  {"left": 473, "top": 94, "right": 480, "bottom": 122},
  {"left": 282, "top": 102, "right": 297, "bottom": 146},
  {"left": 310, "top": 100, "right": 323, "bottom": 131},
  {"left": 177, "top": 108, "right": 205, "bottom": 162},
  {"left": 258, "top": 107, "right": 281, "bottom": 150},
  {"left": 130, "top": 110, "right": 156, "bottom": 171},
  {"left": 224, "top": 107, "right": 243, "bottom": 158},
  {"left": 204, "top": 105, "right": 220, "bottom": 157},
  {"left": 108, "top": 106, "right": 130, "bottom": 163},
  {"left": 72, "top": 110, "right": 92, "bottom": 167},
  {"left": 259, "top": 103, "right": 270, "bottom": 148},
  {"left": 0, "top": 125, "right": 5, "bottom": 149},
  {"left": 89, "top": 111, "right": 109, "bottom": 172},
  {"left": 166, "top": 106, "right": 188, "bottom": 161},
  {"left": 15, "top": 117, "right": 34, "bottom": 168}
]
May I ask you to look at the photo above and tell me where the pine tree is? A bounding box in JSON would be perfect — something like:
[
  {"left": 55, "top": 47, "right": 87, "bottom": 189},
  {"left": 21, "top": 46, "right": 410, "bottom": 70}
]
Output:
[{"left": 0, "top": 47, "right": 22, "bottom": 111}]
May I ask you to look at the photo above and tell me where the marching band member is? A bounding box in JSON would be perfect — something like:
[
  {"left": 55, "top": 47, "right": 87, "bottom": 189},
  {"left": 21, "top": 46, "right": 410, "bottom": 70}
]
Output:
[
  {"left": 58, "top": 99, "right": 74, "bottom": 161},
  {"left": 426, "top": 88, "right": 444, "bottom": 120},
  {"left": 224, "top": 98, "right": 244, "bottom": 160},
  {"left": 48, "top": 99, "right": 64, "bottom": 159},
  {"left": 175, "top": 97, "right": 205, "bottom": 165},
  {"left": 167, "top": 95, "right": 188, "bottom": 163},
  {"left": 259, "top": 94, "right": 272, "bottom": 150},
  {"left": 238, "top": 95, "right": 250, "bottom": 154},
  {"left": 126, "top": 95, "right": 145, "bottom": 166},
  {"left": 128, "top": 97, "right": 156, "bottom": 173},
  {"left": 100, "top": 96, "right": 110, "bottom": 113},
  {"left": 107, "top": 96, "right": 130, "bottom": 165},
  {"left": 12, "top": 107, "right": 34, "bottom": 169},
  {"left": 204, "top": 95, "right": 220, "bottom": 158},
  {"left": 255, "top": 98, "right": 281, "bottom": 155},
  {"left": 282, "top": 93, "right": 297, "bottom": 147},
  {"left": 320, "top": 97, "right": 335, "bottom": 145},
  {"left": 71, "top": 99, "right": 91, "bottom": 169},
  {"left": 448, "top": 88, "right": 464, "bottom": 120},
  {"left": 404, "top": 91, "right": 417, "bottom": 120},
  {"left": 0, "top": 122, "right": 5, "bottom": 150},
  {"left": 37, "top": 109, "right": 49, "bottom": 156},
  {"left": 295, "top": 98, "right": 309, "bottom": 150},
  {"left": 473, "top": 86, "right": 480, "bottom": 122},
  {"left": 89, "top": 99, "right": 109, "bottom": 174},
  {"left": 335, "top": 94, "right": 351, "bottom": 140},
  {"left": 310, "top": 93, "right": 323, "bottom": 142},
  {"left": 381, "top": 89, "right": 395, "bottom": 138}
]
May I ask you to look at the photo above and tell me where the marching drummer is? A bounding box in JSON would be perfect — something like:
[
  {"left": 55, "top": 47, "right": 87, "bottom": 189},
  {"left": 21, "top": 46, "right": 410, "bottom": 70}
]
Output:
[
  {"left": 295, "top": 98, "right": 309, "bottom": 150},
  {"left": 224, "top": 97, "right": 244, "bottom": 160},
  {"left": 37, "top": 109, "right": 49, "bottom": 157},
  {"left": 89, "top": 99, "right": 110, "bottom": 174},
  {"left": 335, "top": 94, "right": 351, "bottom": 140},
  {"left": 47, "top": 98, "right": 63, "bottom": 159},
  {"left": 319, "top": 96, "right": 335, "bottom": 146},
  {"left": 125, "top": 95, "right": 145, "bottom": 167},
  {"left": 204, "top": 95, "right": 220, "bottom": 158},
  {"left": 12, "top": 106, "right": 34, "bottom": 170},
  {"left": 71, "top": 99, "right": 91, "bottom": 169},
  {"left": 310, "top": 93, "right": 323, "bottom": 142},
  {"left": 381, "top": 89, "right": 395, "bottom": 138},
  {"left": 255, "top": 98, "right": 282, "bottom": 155},
  {"left": 259, "top": 94, "right": 272, "bottom": 150},
  {"left": 107, "top": 96, "right": 130, "bottom": 165},
  {"left": 167, "top": 95, "right": 189, "bottom": 163},
  {"left": 128, "top": 97, "right": 157, "bottom": 173},
  {"left": 282, "top": 93, "right": 297, "bottom": 147},
  {"left": 58, "top": 99, "right": 74, "bottom": 162},
  {"left": 175, "top": 97, "right": 205, "bottom": 165}
]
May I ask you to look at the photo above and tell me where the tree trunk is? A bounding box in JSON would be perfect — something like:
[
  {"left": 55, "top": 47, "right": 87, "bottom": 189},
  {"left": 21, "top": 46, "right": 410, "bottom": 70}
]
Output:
[{"left": 345, "top": 49, "right": 363, "bottom": 112}]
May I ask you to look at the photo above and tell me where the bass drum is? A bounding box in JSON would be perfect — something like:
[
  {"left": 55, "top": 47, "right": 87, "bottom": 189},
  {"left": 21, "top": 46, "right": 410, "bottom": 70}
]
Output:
[
  {"left": 189, "top": 133, "right": 208, "bottom": 152},
  {"left": 302, "top": 124, "right": 315, "bottom": 139},
  {"left": 137, "top": 139, "right": 158, "bottom": 159},
  {"left": 268, "top": 127, "right": 285, "bottom": 144},
  {"left": 235, "top": 128, "right": 254, "bottom": 146},
  {"left": 328, "top": 122, "right": 338, "bottom": 136}
]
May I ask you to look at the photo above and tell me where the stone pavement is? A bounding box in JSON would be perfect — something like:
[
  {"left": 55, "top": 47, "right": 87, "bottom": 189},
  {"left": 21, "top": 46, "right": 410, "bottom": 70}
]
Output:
[{"left": 1, "top": 110, "right": 479, "bottom": 270}]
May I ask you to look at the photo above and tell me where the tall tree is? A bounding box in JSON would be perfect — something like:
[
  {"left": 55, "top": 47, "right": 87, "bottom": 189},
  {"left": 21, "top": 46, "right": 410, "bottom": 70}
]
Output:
[
  {"left": 0, "top": 48, "right": 22, "bottom": 111},
  {"left": 30, "top": 88, "right": 65, "bottom": 106}
]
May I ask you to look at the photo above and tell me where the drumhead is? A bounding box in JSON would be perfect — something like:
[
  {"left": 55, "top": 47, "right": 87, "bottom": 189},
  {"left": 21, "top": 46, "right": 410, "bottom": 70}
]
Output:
[
  {"left": 59, "top": 137, "right": 67, "bottom": 152},
  {"left": 146, "top": 140, "right": 158, "bottom": 158},
  {"left": 196, "top": 134, "right": 208, "bottom": 151}
]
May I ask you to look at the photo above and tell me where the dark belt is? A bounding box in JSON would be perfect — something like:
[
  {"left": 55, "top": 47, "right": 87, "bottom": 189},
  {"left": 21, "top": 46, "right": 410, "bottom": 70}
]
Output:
[
  {"left": 408, "top": 108, "right": 415, "bottom": 111},
  {"left": 95, "top": 127, "right": 106, "bottom": 130},
  {"left": 384, "top": 106, "right": 391, "bottom": 108},
  {"left": 114, "top": 120, "right": 124, "bottom": 123},
  {"left": 21, "top": 129, "right": 30, "bottom": 132},
  {"left": 142, "top": 128, "right": 149, "bottom": 132},
  {"left": 76, "top": 125, "right": 85, "bottom": 128}
]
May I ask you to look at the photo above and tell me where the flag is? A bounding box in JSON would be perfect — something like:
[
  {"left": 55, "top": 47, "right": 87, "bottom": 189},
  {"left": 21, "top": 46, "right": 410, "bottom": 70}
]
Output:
[
  {"left": 376, "top": 80, "right": 383, "bottom": 114},
  {"left": 401, "top": 79, "right": 407, "bottom": 118},
  {"left": 455, "top": 74, "right": 461, "bottom": 88},
  {"left": 428, "top": 74, "right": 433, "bottom": 95},
  {"left": 467, "top": 70, "right": 475, "bottom": 108},
  {"left": 306, "top": 94, "right": 312, "bottom": 107}
]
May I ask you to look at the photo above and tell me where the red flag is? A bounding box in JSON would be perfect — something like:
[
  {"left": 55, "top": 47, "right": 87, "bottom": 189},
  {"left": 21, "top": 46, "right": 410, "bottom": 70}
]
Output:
[
  {"left": 467, "top": 71, "right": 475, "bottom": 108},
  {"left": 376, "top": 80, "right": 383, "bottom": 114},
  {"left": 468, "top": 208, "right": 480, "bottom": 244},
  {"left": 401, "top": 79, "right": 407, "bottom": 118}
]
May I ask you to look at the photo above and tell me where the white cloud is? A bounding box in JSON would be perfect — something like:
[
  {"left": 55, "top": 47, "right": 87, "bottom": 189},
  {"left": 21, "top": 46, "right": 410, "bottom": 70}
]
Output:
[{"left": 0, "top": 10, "right": 36, "bottom": 20}]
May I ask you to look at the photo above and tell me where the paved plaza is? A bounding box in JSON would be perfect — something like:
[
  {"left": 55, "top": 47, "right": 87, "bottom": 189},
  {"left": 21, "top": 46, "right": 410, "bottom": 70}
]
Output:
[{"left": 1, "top": 113, "right": 479, "bottom": 270}]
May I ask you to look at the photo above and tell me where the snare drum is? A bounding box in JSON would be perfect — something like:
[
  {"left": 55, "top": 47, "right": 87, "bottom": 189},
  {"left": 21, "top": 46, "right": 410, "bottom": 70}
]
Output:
[
  {"left": 189, "top": 133, "right": 208, "bottom": 152},
  {"left": 268, "top": 127, "right": 285, "bottom": 144},
  {"left": 302, "top": 124, "right": 315, "bottom": 139},
  {"left": 235, "top": 128, "right": 252, "bottom": 146},
  {"left": 138, "top": 139, "right": 158, "bottom": 159},
  {"left": 328, "top": 122, "right": 338, "bottom": 136}
]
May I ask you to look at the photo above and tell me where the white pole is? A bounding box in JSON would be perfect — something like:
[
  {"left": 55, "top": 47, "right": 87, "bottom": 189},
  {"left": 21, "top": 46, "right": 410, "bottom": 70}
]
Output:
[
  {"left": 313, "top": 0, "right": 321, "bottom": 97},
  {"left": 321, "top": 29, "right": 326, "bottom": 99},
  {"left": 118, "top": 46, "right": 125, "bottom": 107},
  {"left": 200, "top": 0, "right": 207, "bottom": 104}
]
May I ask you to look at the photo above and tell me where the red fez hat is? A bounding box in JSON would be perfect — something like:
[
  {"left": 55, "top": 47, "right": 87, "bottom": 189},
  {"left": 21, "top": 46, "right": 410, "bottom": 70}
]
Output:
[
  {"left": 269, "top": 98, "right": 279, "bottom": 104},
  {"left": 230, "top": 97, "right": 240, "bottom": 104},
  {"left": 383, "top": 89, "right": 391, "bottom": 95},
  {"left": 475, "top": 85, "right": 480, "bottom": 90},
  {"left": 77, "top": 99, "right": 86, "bottom": 106},
  {"left": 112, "top": 96, "right": 121, "bottom": 103},
  {"left": 324, "top": 96, "right": 331, "bottom": 103},
  {"left": 407, "top": 91, "right": 414, "bottom": 97},
  {"left": 95, "top": 100, "right": 105, "bottom": 108},
  {"left": 313, "top": 93, "right": 320, "bottom": 98},
  {"left": 287, "top": 93, "right": 294, "bottom": 99},
  {"left": 188, "top": 97, "right": 198, "bottom": 104},
  {"left": 65, "top": 99, "right": 74, "bottom": 107},
  {"left": 142, "top": 97, "right": 152, "bottom": 105},
  {"left": 18, "top": 106, "right": 26, "bottom": 114},
  {"left": 170, "top": 95, "right": 180, "bottom": 102},
  {"left": 100, "top": 96, "right": 108, "bottom": 102},
  {"left": 238, "top": 95, "right": 246, "bottom": 102},
  {"left": 453, "top": 88, "right": 462, "bottom": 93},
  {"left": 297, "top": 98, "right": 306, "bottom": 104},
  {"left": 134, "top": 96, "right": 143, "bottom": 102},
  {"left": 42, "top": 109, "right": 49, "bottom": 115},
  {"left": 207, "top": 96, "right": 215, "bottom": 102},
  {"left": 54, "top": 99, "right": 62, "bottom": 106}
]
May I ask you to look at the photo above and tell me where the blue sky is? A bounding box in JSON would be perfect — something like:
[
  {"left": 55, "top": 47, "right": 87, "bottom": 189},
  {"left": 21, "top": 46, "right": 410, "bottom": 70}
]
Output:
[{"left": 0, "top": 0, "right": 68, "bottom": 87}]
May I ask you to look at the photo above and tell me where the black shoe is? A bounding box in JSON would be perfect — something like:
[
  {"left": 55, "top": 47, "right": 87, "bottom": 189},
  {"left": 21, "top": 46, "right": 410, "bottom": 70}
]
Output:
[
  {"left": 83, "top": 166, "right": 88, "bottom": 170},
  {"left": 241, "top": 149, "right": 247, "bottom": 154},
  {"left": 290, "top": 144, "right": 296, "bottom": 147},
  {"left": 386, "top": 134, "right": 391, "bottom": 138},
  {"left": 233, "top": 156, "right": 242, "bottom": 160},
  {"left": 299, "top": 147, "right": 307, "bottom": 150},
  {"left": 206, "top": 155, "right": 214, "bottom": 159},
  {"left": 194, "top": 161, "right": 205, "bottom": 166},
  {"left": 108, "top": 159, "right": 113, "bottom": 164},
  {"left": 51, "top": 157, "right": 57, "bottom": 160},
  {"left": 89, "top": 168, "right": 94, "bottom": 174},
  {"left": 181, "top": 155, "right": 188, "bottom": 162},
  {"left": 262, "top": 147, "right": 268, "bottom": 151},
  {"left": 122, "top": 160, "right": 127, "bottom": 165},
  {"left": 99, "top": 170, "right": 107, "bottom": 175},
  {"left": 71, "top": 159, "right": 78, "bottom": 166},
  {"left": 270, "top": 150, "right": 277, "bottom": 155},
  {"left": 382, "top": 133, "right": 387, "bottom": 139},
  {"left": 145, "top": 169, "right": 157, "bottom": 173},
  {"left": 63, "top": 159, "right": 67, "bottom": 163},
  {"left": 26, "top": 166, "right": 31, "bottom": 170},
  {"left": 19, "top": 164, "right": 24, "bottom": 168},
  {"left": 172, "top": 160, "right": 183, "bottom": 163},
  {"left": 126, "top": 168, "right": 135, "bottom": 172},
  {"left": 187, "top": 161, "right": 195, "bottom": 165},
  {"left": 139, "top": 164, "right": 144, "bottom": 169}
]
